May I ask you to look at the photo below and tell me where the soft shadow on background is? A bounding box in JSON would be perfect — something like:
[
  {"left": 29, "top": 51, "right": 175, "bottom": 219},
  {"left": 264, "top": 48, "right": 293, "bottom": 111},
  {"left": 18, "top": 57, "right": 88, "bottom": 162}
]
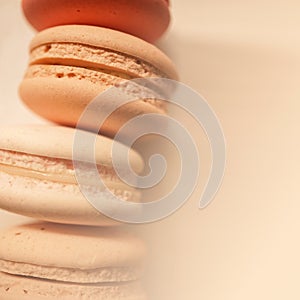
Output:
[{"left": 143, "top": 33, "right": 300, "bottom": 300}]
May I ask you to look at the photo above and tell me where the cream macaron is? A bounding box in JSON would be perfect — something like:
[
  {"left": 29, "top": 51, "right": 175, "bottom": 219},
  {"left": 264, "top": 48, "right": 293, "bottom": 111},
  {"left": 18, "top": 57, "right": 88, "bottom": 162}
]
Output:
[
  {"left": 19, "top": 25, "right": 178, "bottom": 138},
  {"left": 0, "top": 125, "right": 143, "bottom": 226},
  {"left": 0, "top": 222, "right": 147, "bottom": 299}
]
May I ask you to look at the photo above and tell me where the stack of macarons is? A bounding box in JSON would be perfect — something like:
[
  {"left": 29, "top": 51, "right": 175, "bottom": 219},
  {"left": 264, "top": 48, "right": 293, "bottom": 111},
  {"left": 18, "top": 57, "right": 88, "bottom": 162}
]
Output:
[
  {"left": 19, "top": 0, "right": 178, "bottom": 138},
  {"left": 0, "top": 0, "right": 178, "bottom": 299}
]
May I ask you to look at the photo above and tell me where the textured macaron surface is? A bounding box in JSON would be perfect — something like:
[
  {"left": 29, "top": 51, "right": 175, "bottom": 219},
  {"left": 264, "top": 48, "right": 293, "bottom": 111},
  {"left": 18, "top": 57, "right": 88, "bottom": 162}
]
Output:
[
  {"left": 0, "top": 125, "right": 143, "bottom": 170},
  {"left": 0, "top": 222, "right": 146, "bottom": 283},
  {"left": 0, "top": 125, "right": 143, "bottom": 226},
  {"left": 0, "top": 271, "right": 147, "bottom": 300},
  {"left": 22, "top": 0, "right": 170, "bottom": 43},
  {"left": 19, "top": 26, "right": 178, "bottom": 137},
  {"left": 28, "top": 25, "right": 178, "bottom": 80}
]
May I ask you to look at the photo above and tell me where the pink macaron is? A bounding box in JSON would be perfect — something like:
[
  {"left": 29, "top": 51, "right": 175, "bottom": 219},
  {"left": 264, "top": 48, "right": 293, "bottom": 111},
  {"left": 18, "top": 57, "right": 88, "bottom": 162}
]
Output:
[{"left": 22, "top": 0, "right": 171, "bottom": 43}]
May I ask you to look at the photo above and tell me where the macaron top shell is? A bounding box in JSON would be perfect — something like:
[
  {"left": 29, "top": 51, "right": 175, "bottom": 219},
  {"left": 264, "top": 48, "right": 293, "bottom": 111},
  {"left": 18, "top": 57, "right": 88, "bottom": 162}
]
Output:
[
  {"left": 0, "top": 125, "right": 143, "bottom": 172},
  {"left": 29, "top": 25, "right": 178, "bottom": 80},
  {"left": 0, "top": 222, "right": 146, "bottom": 270},
  {"left": 22, "top": 0, "right": 171, "bottom": 43}
]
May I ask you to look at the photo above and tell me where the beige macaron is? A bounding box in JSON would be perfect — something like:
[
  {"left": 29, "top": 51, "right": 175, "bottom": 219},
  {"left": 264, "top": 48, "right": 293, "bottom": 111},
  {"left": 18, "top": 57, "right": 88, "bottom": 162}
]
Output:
[
  {"left": 0, "top": 222, "right": 147, "bottom": 299},
  {"left": 19, "top": 25, "right": 178, "bottom": 138},
  {"left": 0, "top": 125, "right": 144, "bottom": 226}
]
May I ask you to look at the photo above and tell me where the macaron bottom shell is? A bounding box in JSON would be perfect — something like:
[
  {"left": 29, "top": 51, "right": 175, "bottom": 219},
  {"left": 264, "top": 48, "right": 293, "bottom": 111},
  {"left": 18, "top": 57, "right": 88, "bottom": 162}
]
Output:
[
  {"left": 0, "top": 222, "right": 147, "bottom": 299},
  {"left": 0, "top": 272, "right": 146, "bottom": 300},
  {"left": 19, "top": 75, "right": 165, "bottom": 139},
  {"left": 22, "top": 0, "right": 170, "bottom": 43},
  {"left": 0, "top": 167, "right": 140, "bottom": 226}
]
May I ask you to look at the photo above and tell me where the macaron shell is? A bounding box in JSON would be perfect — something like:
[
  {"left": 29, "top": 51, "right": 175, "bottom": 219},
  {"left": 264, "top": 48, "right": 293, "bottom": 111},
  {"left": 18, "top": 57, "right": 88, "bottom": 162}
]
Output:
[
  {"left": 0, "top": 222, "right": 146, "bottom": 270},
  {"left": 19, "top": 75, "right": 166, "bottom": 138},
  {"left": 0, "top": 170, "right": 140, "bottom": 226},
  {"left": 29, "top": 25, "right": 178, "bottom": 80},
  {"left": 0, "top": 259, "right": 142, "bottom": 283},
  {"left": 0, "top": 125, "right": 144, "bottom": 172},
  {"left": 0, "top": 272, "right": 146, "bottom": 300},
  {"left": 22, "top": 0, "right": 170, "bottom": 43}
]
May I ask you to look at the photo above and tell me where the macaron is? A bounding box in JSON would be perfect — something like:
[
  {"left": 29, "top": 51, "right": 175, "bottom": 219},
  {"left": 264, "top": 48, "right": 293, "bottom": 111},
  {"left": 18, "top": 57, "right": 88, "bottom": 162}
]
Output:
[
  {"left": 0, "top": 125, "right": 144, "bottom": 226},
  {"left": 0, "top": 222, "right": 146, "bottom": 299},
  {"left": 22, "top": 0, "right": 170, "bottom": 43},
  {"left": 19, "top": 25, "right": 178, "bottom": 138}
]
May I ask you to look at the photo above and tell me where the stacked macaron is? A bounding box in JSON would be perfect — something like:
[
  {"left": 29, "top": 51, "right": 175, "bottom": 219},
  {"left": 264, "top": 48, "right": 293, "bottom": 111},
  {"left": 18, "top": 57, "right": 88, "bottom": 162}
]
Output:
[
  {"left": 0, "top": 223, "right": 147, "bottom": 300},
  {"left": 19, "top": 0, "right": 178, "bottom": 138},
  {"left": 0, "top": 0, "right": 178, "bottom": 299}
]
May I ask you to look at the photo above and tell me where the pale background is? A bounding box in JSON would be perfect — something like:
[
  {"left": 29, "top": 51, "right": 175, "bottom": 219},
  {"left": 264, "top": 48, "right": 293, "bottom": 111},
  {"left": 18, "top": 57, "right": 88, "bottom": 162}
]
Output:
[{"left": 1, "top": 1, "right": 300, "bottom": 299}]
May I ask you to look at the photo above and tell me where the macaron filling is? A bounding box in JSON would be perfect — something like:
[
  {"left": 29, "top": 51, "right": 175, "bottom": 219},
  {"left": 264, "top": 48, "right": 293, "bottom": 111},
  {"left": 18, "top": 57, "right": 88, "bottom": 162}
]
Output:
[
  {"left": 30, "top": 43, "right": 165, "bottom": 79},
  {"left": 24, "top": 42, "right": 169, "bottom": 111},
  {"left": 25, "top": 64, "right": 133, "bottom": 87},
  {"left": 0, "top": 150, "right": 138, "bottom": 201}
]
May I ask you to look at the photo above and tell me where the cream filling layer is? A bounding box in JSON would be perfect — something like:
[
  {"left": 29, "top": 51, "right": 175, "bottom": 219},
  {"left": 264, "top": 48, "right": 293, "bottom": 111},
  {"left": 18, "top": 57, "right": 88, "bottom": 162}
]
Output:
[
  {"left": 0, "top": 151, "right": 139, "bottom": 200},
  {"left": 0, "top": 163, "right": 77, "bottom": 185},
  {"left": 28, "top": 43, "right": 169, "bottom": 110},
  {"left": 25, "top": 64, "right": 132, "bottom": 85},
  {"left": 30, "top": 42, "right": 165, "bottom": 79},
  {"left": 0, "top": 163, "right": 138, "bottom": 195},
  {"left": 0, "top": 150, "right": 119, "bottom": 185}
]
